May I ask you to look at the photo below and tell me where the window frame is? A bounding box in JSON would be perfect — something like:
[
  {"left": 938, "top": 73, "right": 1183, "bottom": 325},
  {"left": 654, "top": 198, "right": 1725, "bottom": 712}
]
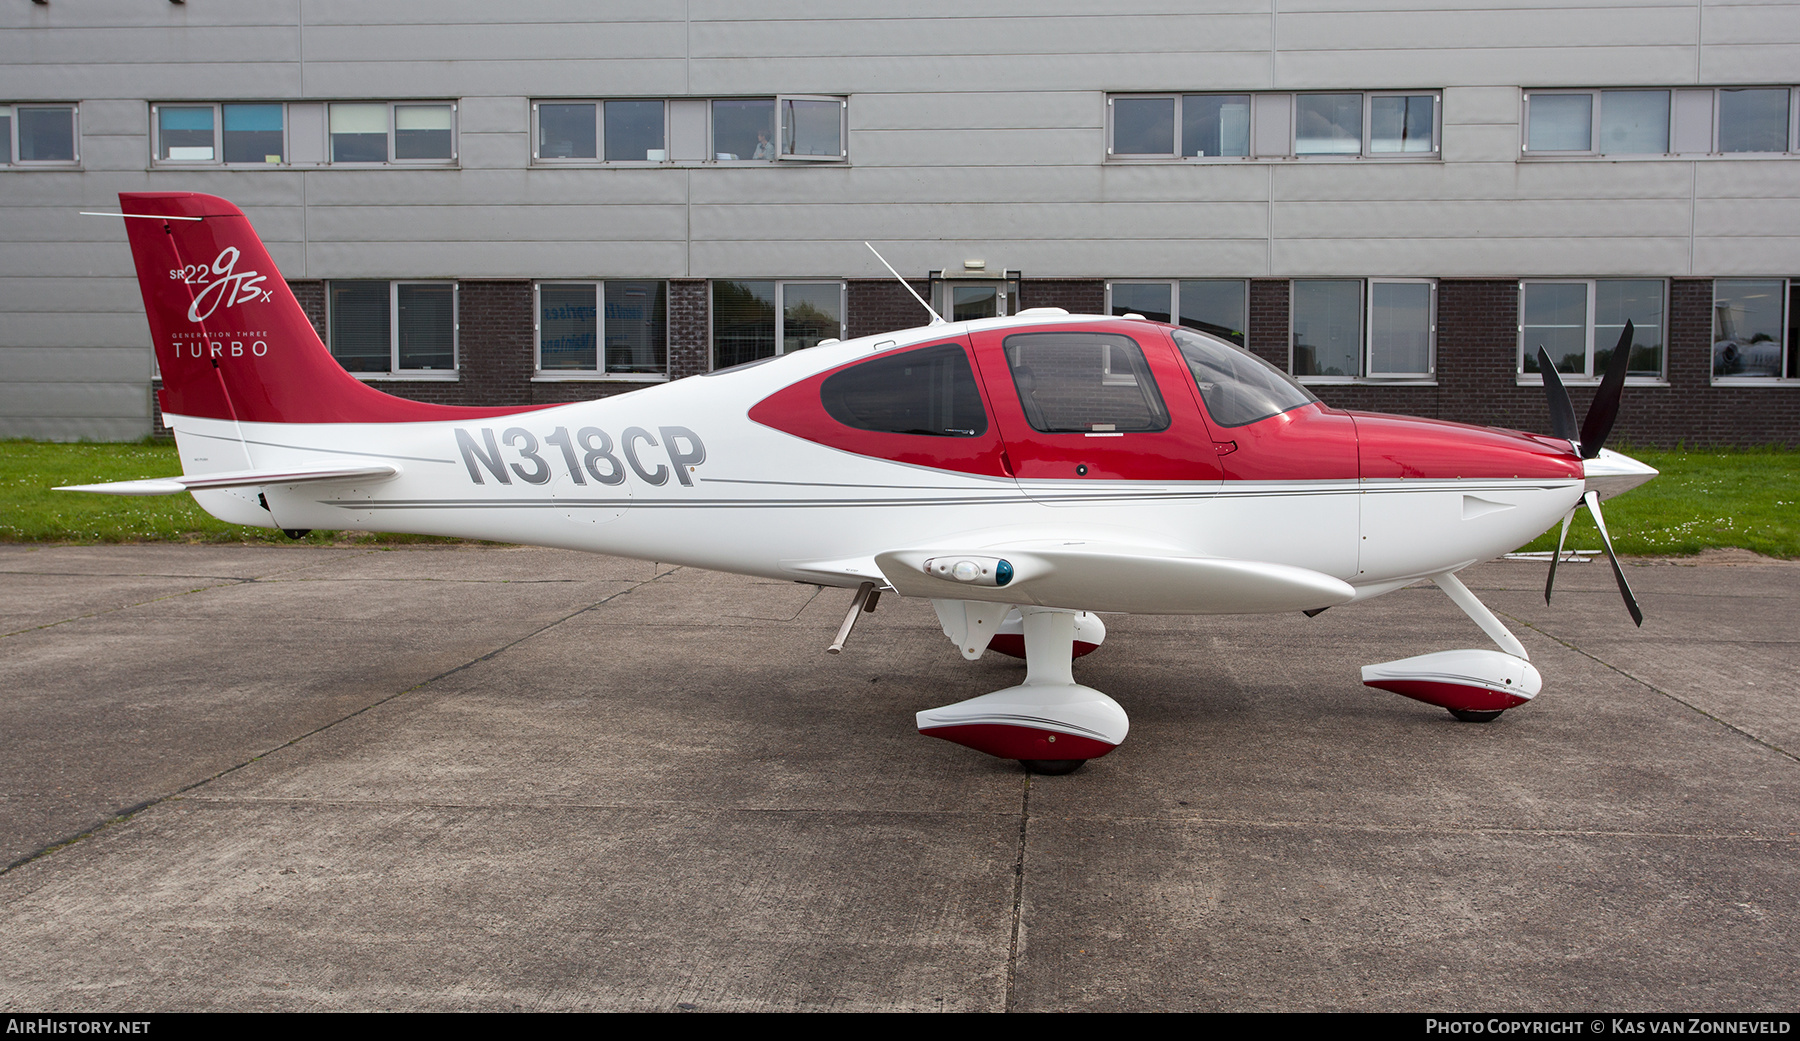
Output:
[
  {"left": 708, "top": 280, "right": 847, "bottom": 370},
  {"left": 1106, "top": 91, "right": 1441, "bottom": 161},
  {"left": 532, "top": 280, "right": 671, "bottom": 382},
  {"left": 1365, "top": 278, "right": 1438, "bottom": 379},
  {"left": 149, "top": 101, "right": 457, "bottom": 168},
  {"left": 532, "top": 96, "right": 850, "bottom": 166},
  {"left": 777, "top": 94, "right": 848, "bottom": 161},
  {"left": 1285, "top": 278, "right": 1439, "bottom": 383},
  {"left": 1, "top": 102, "right": 80, "bottom": 167},
  {"left": 1523, "top": 86, "right": 1798, "bottom": 158},
  {"left": 327, "top": 280, "right": 460, "bottom": 380},
  {"left": 1710, "top": 278, "right": 1797, "bottom": 385},
  {"left": 1104, "top": 279, "right": 1249, "bottom": 347},
  {"left": 1515, "top": 278, "right": 1669, "bottom": 384},
  {"left": 1714, "top": 87, "right": 1797, "bottom": 155}
]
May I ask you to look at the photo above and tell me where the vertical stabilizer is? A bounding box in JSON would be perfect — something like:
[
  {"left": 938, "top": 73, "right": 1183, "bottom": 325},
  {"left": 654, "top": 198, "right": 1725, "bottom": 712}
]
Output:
[{"left": 118, "top": 192, "right": 540, "bottom": 425}]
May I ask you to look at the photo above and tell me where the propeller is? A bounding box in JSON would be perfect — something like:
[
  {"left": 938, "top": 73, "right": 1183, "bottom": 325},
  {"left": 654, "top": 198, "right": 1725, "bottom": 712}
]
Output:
[{"left": 1538, "top": 322, "right": 1643, "bottom": 626}]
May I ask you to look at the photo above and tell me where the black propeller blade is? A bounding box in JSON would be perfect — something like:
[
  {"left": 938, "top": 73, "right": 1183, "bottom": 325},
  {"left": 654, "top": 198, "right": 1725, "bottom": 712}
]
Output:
[
  {"left": 1579, "top": 320, "right": 1633, "bottom": 459},
  {"left": 1537, "top": 346, "right": 1579, "bottom": 446},
  {"left": 1584, "top": 490, "right": 1644, "bottom": 626},
  {"left": 1537, "top": 324, "right": 1642, "bottom": 625}
]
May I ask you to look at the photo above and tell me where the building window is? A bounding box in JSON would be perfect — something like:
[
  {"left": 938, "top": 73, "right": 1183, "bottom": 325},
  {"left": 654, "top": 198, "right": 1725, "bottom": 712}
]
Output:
[
  {"left": 534, "top": 97, "right": 845, "bottom": 164},
  {"left": 151, "top": 102, "right": 456, "bottom": 166},
  {"left": 711, "top": 281, "right": 845, "bottom": 369},
  {"left": 1106, "top": 280, "right": 1247, "bottom": 346},
  {"left": 1717, "top": 89, "right": 1793, "bottom": 153},
  {"left": 535, "top": 281, "right": 668, "bottom": 379},
  {"left": 1108, "top": 92, "right": 1438, "bottom": 159},
  {"left": 1290, "top": 279, "right": 1437, "bottom": 381},
  {"left": 1712, "top": 279, "right": 1797, "bottom": 381},
  {"left": 1525, "top": 87, "right": 1796, "bottom": 156},
  {"left": 328, "top": 281, "right": 457, "bottom": 376},
  {"left": 0, "top": 104, "right": 78, "bottom": 165},
  {"left": 1525, "top": 90, "right": 1669, "bottom": 154},
  {"left": 1518, "top": 280, "right": 1665, "bottom": 381}
]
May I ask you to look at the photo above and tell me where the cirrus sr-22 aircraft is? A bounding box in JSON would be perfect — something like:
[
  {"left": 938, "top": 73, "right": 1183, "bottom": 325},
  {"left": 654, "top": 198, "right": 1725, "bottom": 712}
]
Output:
[{"left": 65, "top": 192, "right": 1657, "bottom": 775}]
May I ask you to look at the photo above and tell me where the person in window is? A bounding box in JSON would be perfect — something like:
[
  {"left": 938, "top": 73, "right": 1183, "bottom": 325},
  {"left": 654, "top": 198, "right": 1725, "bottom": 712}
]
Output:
[{"left": 753, "top": 131, "right": 776, "bottom": 161}]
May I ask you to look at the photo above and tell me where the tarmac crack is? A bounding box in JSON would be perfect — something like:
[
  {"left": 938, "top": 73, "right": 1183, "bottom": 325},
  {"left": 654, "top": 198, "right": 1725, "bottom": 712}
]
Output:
[
  {"left": 0, "top": 561, "right": 686, "bottom": 878},
  {"left": 1508, "top": 611, "right": 1800, "bottom": 766},
  {"left": 1004, "top": 772, "right": 1030, "bottom": 1013}
]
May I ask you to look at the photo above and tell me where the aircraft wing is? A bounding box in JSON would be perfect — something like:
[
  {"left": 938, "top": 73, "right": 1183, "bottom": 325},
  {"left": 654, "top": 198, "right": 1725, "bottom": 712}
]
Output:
[
  {"left": 873, "top": 541, "right": 1355, "bottom": 615},
  {"left": 58, "top": 462, "right": 400, "bottom": 496}
]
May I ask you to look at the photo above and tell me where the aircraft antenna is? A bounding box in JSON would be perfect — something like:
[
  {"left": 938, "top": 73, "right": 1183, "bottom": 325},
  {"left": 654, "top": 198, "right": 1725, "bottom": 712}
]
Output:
[{"left": 865, "top": 242, "right": 945, "bottom": 325}]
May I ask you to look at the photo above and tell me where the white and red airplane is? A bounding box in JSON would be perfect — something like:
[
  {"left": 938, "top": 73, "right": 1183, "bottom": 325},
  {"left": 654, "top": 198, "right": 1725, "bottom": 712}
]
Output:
[{"left": 65, "top": 192, "right": 1657, "bottom": 774}]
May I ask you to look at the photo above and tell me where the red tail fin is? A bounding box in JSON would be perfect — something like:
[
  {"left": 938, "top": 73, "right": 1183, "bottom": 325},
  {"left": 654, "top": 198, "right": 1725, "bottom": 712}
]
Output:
[{"left": 120, "top": 192, "right": 538, "bottom": 424}]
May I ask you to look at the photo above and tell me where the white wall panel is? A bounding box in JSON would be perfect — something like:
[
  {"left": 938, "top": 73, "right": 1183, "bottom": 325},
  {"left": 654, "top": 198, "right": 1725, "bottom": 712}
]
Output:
[
  {"left": 687, "top": 165, "right": 1108, "bottom": 205},
  {"left": 1273, "top": 198, "right": 1694, "bottom": 241},
  {"left": 1, "top": 347, "right": 149, "bottom": 383},
  {"left": 293, "top": 60, "right": 691, "bottom": 101},
  {"left": 690, "top": 53, "right": 1277, "bottom": 96},
  {"left": 1446, "top": 125, "right": 1525, "bottom": 163},
  {"left": 691, "top": 0, "right": 1268, "bottom": 19},
  {"left": 1277, "top": 8, "right": 1698, "bottom": 53},
  {"left": 0, "top": 28, "right": 299, "bottom": 67},
  {"left": 300, "top": 22, "right": 685, "bottom": 64},
  {"left": 1692, "top": 235, "right": 1800, "bottom": 275},
  {"left": 2, "top": 313, "right": 150, "bottom": 350},
  {"left": 1693, "top": 160, "right": 1800, "bottom": 199},
  {"left": 457, "top": 132, "right": 531, "bottom": 172},
  {"left": 1693, "top": 197, "right": 1800, "bottom": 238},
  {"left": 0, "top": 0, "right": 298, "bottom": 29},
  {"left": 71, "top": 100, "right": 147, "bottom": 137},
  {"left": 1444, "top": 86, "right": 1522, "bottom": 126},
  {"left": 306, "top": 240, "right": 690, "bottom": 279},
  {"left": 853, "top": 92, "right": 1098, "bottom": 132},
  {"left": 689, "top": 14, "right": 1271, "bottom": 59},
  {"left": 1270, "top": 235, "right": 1693, "bottom": 277},
  {"left": 690, "top": 201, "right": 1270, "bottom": 243},
  {"left": 299, "top": 170, "right": 691, "bottom": 207},
  {"left": 304, "top": 0, "right": 685, "bottom": 26},
  {"left": 689, "top": 237, "right": 1273, "bottom": 279},
  {"left": 1699, "top": 2, "right": 1800, "bottom": 45},
  {"left": 851, "top": 128, "right": 1100, "bottom": 168},
  {"left": 0, "top": 277, "right": 141, "bottom": 314},
  {"left": 1698, "top": 42, "right": 1800, "bottom": 82},
  {"left": 0, "top": 415, "right": 149, "bottom": 441},
  {"left": 0, "top": 381, "right": 149, "bottom": 418},
  {"left": 1276, "top": 46, "right": 1702, "bottom": 89},
  {"left": 303, "top": 204, "right": 687, "bottom": 245},
  {"left": 0, "top": 64, "right": 306, "bottom": 102},
  {"left": 459, "top": 96, "right": 529, "bottom": 136}
]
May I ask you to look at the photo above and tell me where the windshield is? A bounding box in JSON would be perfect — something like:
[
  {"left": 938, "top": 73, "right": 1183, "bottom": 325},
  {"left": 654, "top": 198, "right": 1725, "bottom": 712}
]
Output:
[{"left": 1170, "top": 327, "right": 1317, "bottom": 427}]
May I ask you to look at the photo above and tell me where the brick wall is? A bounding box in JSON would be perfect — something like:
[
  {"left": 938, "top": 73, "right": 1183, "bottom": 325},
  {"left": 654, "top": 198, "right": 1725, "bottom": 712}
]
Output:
[
  {"left": 847, "top": 279, "right": 935, "bottom": 338},
  {"left": 1020, "top": 279, "right": 1103, "bottom": 316},
  {"left": 252, "top": 276, "right": 1798, "bottom": 447},
  {"left": 1247, "top": 280, "right": 1289, "bottom": 371}
]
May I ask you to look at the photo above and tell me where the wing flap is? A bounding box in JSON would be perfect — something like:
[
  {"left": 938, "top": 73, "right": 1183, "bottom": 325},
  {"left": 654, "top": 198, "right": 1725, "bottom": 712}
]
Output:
[
  {"left": 875, "top": 542, "right": 1354, "bottom": 615},
  {"left": 58, "top": 462, "right": 401, "bottom": 496}
]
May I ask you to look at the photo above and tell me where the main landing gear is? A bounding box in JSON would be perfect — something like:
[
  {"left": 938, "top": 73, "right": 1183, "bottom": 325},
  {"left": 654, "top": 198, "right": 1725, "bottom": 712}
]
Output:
[
  {"left": 1360, "top": 572, "right": 1542, "bottom": 722},
  {"left": 916, "top": 606, "right": 1127, "bottom": 773}
]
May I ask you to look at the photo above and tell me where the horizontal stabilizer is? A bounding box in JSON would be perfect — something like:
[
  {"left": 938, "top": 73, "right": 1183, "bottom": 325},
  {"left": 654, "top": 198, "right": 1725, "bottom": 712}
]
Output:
[
  {"left": 875, "top": 541, "right": 1355, "bottom": 615},
  {"left": 58, "top": 462, "right": 400, "bottom": 496}
]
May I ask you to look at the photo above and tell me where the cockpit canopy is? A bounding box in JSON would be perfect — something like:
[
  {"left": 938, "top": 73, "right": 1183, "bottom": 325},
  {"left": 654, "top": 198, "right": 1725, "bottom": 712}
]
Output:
[{"left": 1168, "top": 327, "right": 1317, "bottom": 428}]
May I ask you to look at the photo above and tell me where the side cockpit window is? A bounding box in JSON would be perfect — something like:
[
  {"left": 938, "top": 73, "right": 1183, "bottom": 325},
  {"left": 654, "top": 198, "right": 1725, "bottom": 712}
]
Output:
[
  {"left": 1003, "top": 332, "right": 1169, "bottom": 433},
  {"left": 821, "top": 343, "right": 988, "bottom": 437},
  {"left": 1171, "top": 327, "right": 1317, "bottom": 427}
]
